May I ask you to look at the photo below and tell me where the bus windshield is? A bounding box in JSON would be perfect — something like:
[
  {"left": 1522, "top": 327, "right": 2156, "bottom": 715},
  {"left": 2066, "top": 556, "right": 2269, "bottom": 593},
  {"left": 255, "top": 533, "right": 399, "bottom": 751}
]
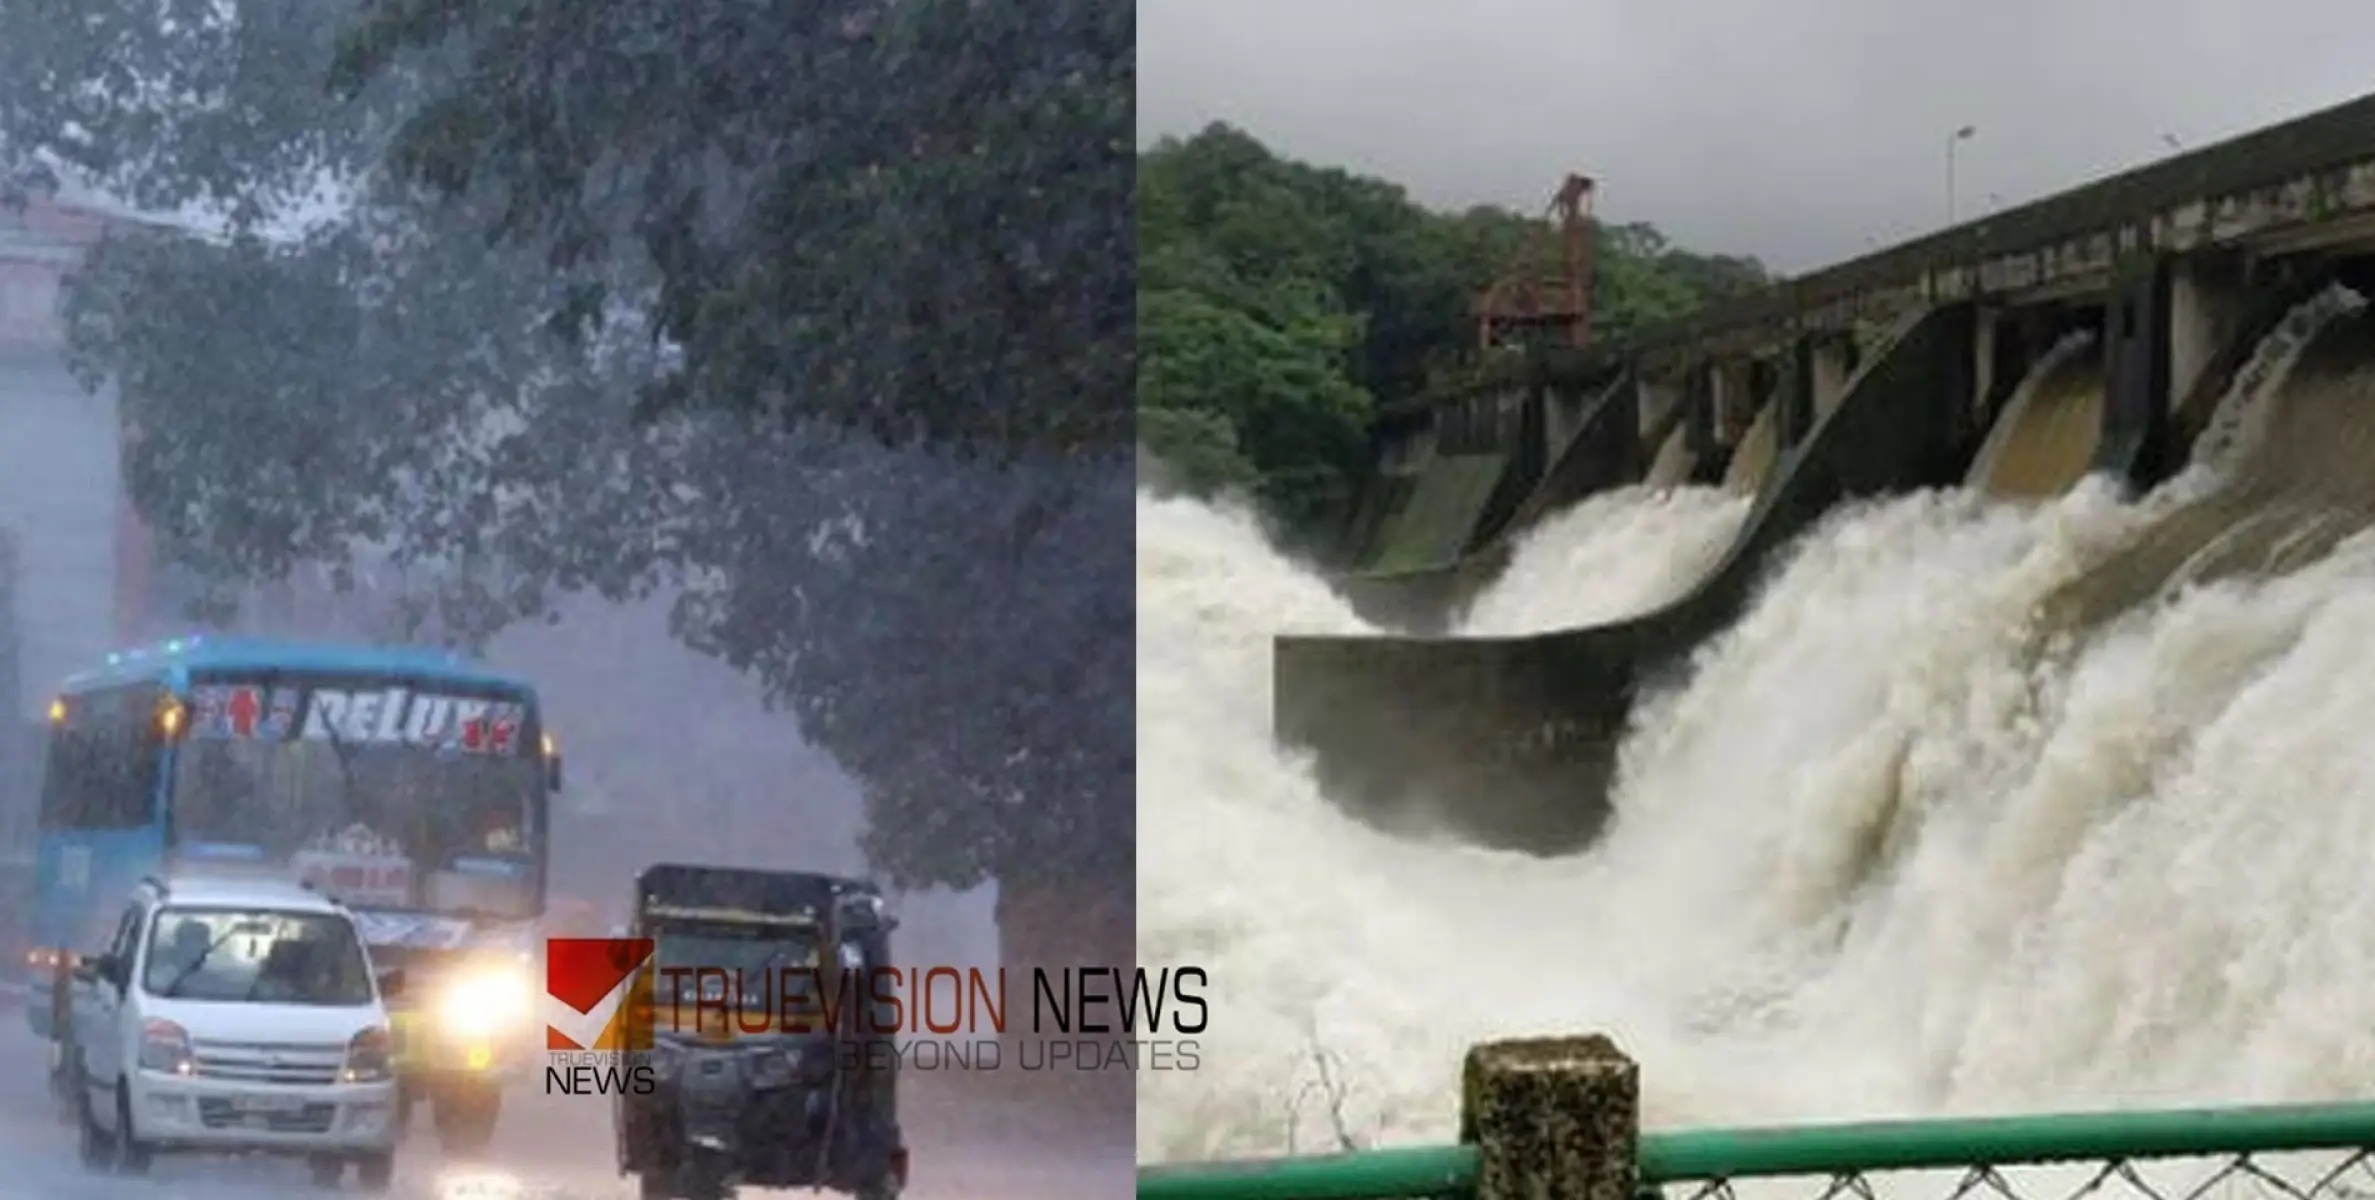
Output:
[{"left": 169, "top": 677, "right": 545, "bottom": 920}]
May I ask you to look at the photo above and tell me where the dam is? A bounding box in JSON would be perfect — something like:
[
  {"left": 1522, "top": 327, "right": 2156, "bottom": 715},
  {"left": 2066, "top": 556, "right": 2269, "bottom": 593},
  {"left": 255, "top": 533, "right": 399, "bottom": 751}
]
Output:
[{"left": 1272, "top": 86, "right": 2375, "bottom": 854}]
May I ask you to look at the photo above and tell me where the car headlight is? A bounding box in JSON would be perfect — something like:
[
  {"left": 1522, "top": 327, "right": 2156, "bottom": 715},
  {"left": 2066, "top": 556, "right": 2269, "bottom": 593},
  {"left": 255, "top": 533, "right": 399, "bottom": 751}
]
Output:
[{"left": 437, "top": 966, "right": 532, "bottom": 1037}]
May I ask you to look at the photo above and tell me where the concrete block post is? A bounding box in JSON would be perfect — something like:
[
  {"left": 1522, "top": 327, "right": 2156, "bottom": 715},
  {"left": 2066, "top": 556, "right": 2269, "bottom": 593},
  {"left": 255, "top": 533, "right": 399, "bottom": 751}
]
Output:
[
  {"left": 1637, "top": 375, "right": 1682, "bottom": 445},
  {"left": 2168, "top": 253, "right": 2249, "bottom": 413},
  {"left": 1971, "top": 306, "right": 2001, "bottom": 425},
  {"left": 1706, "top": 362, "right": 1735, "bottom": 447},
  {"left": 1780, "top": 337, "right": 1817, "bottom": 449},
  {"left": 1682, "top": 365, "right": 1717, "bottom": 470},
  {"left": 1544, "top": 383, "right": 1584, "bottom": 457},
  {"left": 2095, "top": 253, "right": 2173, "bottom": 484},
  {"left": 1460, "top": 1035, "right": 1641, "bottom": 1200},
  {"left": 1809, "top": 336, "right": 1856, "bottom": 422},
  {"left": 1711, "top": 359, "right": 1761, "bottom": 447}
]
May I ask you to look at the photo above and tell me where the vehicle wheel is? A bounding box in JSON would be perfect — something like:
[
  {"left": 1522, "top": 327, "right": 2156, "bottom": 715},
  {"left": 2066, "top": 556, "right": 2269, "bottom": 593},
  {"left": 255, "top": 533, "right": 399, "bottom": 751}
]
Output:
[
  {"left": 73, "top": 1057, "right": 116, "bottom": 1172},
  {"left": 114, "top": 1083, "right": 153, "bottom": 1174},
  {"left": 308, "top": 1154, "right": 344, "bottom": 1188},
  {"left": 354, "top": 1151, "right": 395, "bottom": 1193},
  {"left": 855, "top": 1176, "right": 902, "bottom": 1200},
  {"left": 637, "top": 1169, "right": 674, "bottom": 1200},
  {"left": 431, "top": 1083, "right": 501, "bottom": 1155},
  {"left": 678, "top": 1162, "right": 733, "bottom": 1200}
]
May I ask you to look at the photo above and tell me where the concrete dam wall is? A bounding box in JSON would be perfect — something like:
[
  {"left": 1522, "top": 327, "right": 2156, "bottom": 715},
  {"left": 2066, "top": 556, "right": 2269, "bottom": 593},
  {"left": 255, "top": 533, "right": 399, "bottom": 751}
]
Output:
[{"left": 1279, "top": 247, "right": 2375, "bottom": 852}]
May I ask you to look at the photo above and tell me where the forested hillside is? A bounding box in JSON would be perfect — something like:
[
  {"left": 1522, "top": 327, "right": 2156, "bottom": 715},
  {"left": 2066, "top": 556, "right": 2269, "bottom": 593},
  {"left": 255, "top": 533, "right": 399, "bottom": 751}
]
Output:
[{"left": 1139, "top": 124, "right": 1769, "bottom": 547}]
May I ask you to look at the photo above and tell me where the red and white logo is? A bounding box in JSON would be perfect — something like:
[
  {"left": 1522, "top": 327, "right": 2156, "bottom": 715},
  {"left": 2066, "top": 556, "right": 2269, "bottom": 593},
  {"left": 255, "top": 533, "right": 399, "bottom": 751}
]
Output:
[{"left": 545, "top": 938, "right": 656, "bottom": 1051}]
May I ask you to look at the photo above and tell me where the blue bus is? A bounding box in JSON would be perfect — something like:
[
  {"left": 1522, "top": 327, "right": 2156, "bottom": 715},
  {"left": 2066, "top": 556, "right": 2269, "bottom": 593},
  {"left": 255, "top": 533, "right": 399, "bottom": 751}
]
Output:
[{"left": 26, "top": 636, "right": 563, "bottom": 1150}]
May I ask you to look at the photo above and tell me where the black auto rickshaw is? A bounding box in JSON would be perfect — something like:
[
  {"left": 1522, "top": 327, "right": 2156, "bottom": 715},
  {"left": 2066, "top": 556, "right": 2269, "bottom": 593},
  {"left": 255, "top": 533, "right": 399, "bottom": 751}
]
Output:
[{"left": 614, "top": 863, "right": 906, "bottom": 1200}]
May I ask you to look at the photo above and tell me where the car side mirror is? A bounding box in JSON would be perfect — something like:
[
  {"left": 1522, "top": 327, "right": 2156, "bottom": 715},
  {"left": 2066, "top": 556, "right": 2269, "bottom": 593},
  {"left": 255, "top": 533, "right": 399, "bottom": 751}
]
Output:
[
  {"left": 377, "top": 968, "right": 406, "bottom": 1000},
  {"left": 75, "top": 953, "right": 117, "bottom": 988}
]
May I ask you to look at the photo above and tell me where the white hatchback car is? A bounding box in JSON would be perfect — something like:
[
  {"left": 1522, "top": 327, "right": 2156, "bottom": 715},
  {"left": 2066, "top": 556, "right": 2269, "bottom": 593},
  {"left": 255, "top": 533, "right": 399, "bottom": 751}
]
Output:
[{"left": 66, "top": 872, "right": 403, "bottom": 1190}]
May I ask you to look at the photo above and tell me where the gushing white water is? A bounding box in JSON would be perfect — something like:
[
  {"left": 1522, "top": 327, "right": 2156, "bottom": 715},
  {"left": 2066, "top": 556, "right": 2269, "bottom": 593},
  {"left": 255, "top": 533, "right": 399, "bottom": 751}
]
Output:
[
  {"left": 1457, "top": 486, "right": 1750, "bottom": 635},
  {"left": 1137, "top": 298, "right": 2375, "bottom": 1164}
]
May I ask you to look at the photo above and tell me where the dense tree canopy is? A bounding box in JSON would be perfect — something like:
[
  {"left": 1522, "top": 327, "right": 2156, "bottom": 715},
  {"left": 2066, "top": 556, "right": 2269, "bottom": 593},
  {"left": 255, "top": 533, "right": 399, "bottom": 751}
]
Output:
[
  {"left": 1138, "top": 124, "right": 1768, "bottom": 546},
  {"left": 0, "top": 0, "right": 1131, "bottom": 896},
  {"left": 333, "top": 0, "right": 1131, "bottom": 452}
]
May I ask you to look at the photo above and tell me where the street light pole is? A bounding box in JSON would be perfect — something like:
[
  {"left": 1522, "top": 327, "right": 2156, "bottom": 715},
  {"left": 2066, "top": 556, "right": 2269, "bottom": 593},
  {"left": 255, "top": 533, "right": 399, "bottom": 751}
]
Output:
[{"left": 1947, "top": 124, "right": 1976, "bottom": 225}]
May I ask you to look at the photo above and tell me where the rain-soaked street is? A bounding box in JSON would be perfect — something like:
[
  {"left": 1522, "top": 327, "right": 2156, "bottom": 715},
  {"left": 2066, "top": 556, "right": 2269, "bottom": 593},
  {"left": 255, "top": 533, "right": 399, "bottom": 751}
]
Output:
[{"left": 0, "top": 1005, "right": 1131, "bottom": 1199}]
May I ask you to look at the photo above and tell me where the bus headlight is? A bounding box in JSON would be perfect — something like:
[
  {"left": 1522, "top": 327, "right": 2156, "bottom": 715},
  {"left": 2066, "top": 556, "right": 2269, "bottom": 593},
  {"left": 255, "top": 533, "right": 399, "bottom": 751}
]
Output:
[{"left": 437, "top": 966, "right": 532, "bottom": 1038}]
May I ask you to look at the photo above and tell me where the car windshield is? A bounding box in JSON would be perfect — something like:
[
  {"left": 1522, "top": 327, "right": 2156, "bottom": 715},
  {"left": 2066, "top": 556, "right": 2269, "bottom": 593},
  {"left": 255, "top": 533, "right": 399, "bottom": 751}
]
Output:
[
  {"left": 142, "top": 907, "right": 373, "bottom": 1006},
  {"left": 170, "top": 680, "right": 544, "bottom": 919}
]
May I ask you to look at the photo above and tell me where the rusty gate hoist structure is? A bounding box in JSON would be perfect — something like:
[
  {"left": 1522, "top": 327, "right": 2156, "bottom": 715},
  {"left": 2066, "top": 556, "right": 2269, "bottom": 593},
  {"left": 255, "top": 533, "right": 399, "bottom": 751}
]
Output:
[{"left": 1475, "top": 171, "right": 1599, "bottom": 352}]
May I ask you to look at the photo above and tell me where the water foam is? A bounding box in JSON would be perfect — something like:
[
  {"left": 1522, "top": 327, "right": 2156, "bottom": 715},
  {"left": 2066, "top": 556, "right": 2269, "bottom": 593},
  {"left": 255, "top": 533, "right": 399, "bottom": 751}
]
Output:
[
  {"left": 1138, "top": 298, "right": 2375, "bottom": 1164},
  {"left": 1457, "top": 486, "right": 1750, "bottom": 635}
]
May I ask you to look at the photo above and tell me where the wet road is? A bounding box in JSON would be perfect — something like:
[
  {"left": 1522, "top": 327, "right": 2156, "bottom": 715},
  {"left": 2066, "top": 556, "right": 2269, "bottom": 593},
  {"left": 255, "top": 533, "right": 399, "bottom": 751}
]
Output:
[{"left": 0, "top": 1012, "right": 1132, "bottom": 1198}]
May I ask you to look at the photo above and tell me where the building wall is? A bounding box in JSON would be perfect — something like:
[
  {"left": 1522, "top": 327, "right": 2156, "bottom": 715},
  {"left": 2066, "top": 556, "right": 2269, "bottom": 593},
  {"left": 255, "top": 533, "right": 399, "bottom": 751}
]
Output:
[
  {"left": 0, "top": 345, "right": 121, "bottom": 715},
  {"left": 0, "top": 190, "right": 130, "bottom": 717},
  {"left": 0, "top": 192, "right": 137, "bottom": 852}
]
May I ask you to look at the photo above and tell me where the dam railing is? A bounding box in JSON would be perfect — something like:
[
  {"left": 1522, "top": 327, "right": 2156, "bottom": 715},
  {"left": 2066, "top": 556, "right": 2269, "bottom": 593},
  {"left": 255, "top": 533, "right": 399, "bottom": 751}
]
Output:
[{"left": 1137, "top": 1037, "right": 2375, "bottom": 1200}]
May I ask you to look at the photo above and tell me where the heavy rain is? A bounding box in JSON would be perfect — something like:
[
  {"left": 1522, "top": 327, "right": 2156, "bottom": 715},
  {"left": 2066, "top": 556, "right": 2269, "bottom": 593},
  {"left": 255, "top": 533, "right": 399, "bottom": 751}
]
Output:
[{"left": 0, "top": 2, "right": 1131, "bottom": 1197}]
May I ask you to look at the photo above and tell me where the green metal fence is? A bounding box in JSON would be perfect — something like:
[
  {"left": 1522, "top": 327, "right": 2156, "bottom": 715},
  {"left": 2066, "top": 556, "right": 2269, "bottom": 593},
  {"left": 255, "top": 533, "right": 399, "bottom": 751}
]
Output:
[{"left": 1140, "top": 1094, "right": 2375, "bottom": 1200}]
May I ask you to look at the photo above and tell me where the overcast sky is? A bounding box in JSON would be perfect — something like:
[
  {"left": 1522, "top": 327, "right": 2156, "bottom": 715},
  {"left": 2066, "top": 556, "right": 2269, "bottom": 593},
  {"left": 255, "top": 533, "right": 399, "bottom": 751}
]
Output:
[{"left": 1138, "top": 0, "right": 2375, "bottom": 272}]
